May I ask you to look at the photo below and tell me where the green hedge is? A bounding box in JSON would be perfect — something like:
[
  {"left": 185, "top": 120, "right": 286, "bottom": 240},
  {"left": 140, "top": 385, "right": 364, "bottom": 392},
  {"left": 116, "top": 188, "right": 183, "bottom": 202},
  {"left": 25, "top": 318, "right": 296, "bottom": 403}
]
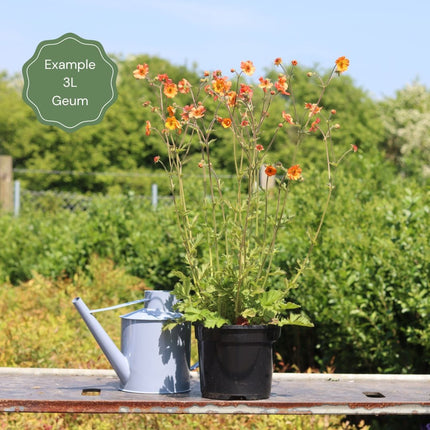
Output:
[
  {"left": 0, "top": 194, "right": 183, "bottom": 289},
  {"left": 277, "top": 153, "right": 430, "bottom": 373}
]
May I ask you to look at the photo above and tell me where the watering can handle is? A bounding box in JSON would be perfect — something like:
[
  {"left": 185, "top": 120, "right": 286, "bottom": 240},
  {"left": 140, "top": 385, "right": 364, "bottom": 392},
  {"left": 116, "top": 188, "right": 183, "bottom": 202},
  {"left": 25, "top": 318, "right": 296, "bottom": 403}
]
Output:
[{"left": 89, "top": 298, "right": 149, "bottom": 314}]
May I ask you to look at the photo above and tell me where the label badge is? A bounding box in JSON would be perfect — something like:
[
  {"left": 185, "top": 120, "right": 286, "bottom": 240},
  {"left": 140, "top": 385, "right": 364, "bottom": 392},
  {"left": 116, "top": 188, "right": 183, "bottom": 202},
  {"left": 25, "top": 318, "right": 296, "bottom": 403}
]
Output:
[{"left": 22, "top": 33, "right": 118, "bottom": 132}]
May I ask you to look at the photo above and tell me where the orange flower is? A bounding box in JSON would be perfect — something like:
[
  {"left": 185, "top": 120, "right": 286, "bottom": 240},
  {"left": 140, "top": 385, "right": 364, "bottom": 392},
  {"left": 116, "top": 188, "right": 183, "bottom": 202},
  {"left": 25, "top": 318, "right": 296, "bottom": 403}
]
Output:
[
  {"left": 275, "top": 74, "right": 289, "bottom": 95},
  {"left": 227, "top": 91, "right": 237, "bottom": 107},
  {"left": 165, "top": 116, "right": 181, "bottom": 130},
  {"left": 145, "top": 120, "right": 151, "bottom": 136},
  {"left": 133, "top": 64, "right": 149, "bottom": 79},
  {"left": 153, "top": 155, "right": 160, "bottom": 163},
  {"left": 157, "top": 74, "right": 169, "bottom": 82},
  {"left": 164, "top": 81, "right": 178, "bottom": 98},
  {"left": 212, "top": 76, "right": 232, "bottom": 95},
  {"left": 305, "top": 103, "right": 322, "bottom": 117},
  {"left": 167, "top": 105, "right": 176, "bottom": 117},
  {"left": 255, "top": 144, "right": 264, "bottom": 151},
  {"left": 258, "top": 77, "right": 273, "bottom": 92},
  {"left": 181, "top": 105, "right": 192, "bottom": 121},
  {"left": 240, "top": 60, "right": 256, "bottom": 76},
  {"left": 239, "top": 83, "right": 253, "bottom": 101},
  {"left": 265, "top": 165, "right": 277, "bottom": 177},
  {"left": 274, "top": 57, "right": 282, "bottom": 66},
  {"left": 287, "top": 164, "right": 302, "bottom": 180},
  {"left": 189, "top": 104, "right": 206, "bottom": 119},
  {"left": 309, "top": 117, "right": 321, "bottom": 132},
  {"left": 221, "top": 118, "right": 232, "bottom": 128},
  {"left": 178, "top": 78, "right": 191, "bottom": 94},
  {"left": 282, "top": 111, "right": 294, "bottom": 125},
  {"left": 291, "top": 60, "right": 298, "bottom": 66},
  {"left": 335, "top": 56, "right": 349, "bottom": 73}
]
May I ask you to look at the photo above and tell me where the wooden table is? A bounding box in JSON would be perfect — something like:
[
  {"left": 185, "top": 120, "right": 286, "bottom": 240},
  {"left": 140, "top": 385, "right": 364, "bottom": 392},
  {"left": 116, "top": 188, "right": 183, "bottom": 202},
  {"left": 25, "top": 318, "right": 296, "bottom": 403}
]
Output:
[{"left": 2, "top": 368, "right": 430, "bottom": 415}]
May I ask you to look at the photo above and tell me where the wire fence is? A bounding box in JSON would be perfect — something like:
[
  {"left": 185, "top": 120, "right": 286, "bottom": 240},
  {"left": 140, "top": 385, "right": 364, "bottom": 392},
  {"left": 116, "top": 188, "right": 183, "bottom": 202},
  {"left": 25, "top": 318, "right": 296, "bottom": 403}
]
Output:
[
  {"left": 13, "top": 181, "right": 165, "bottom": 216},
  {"left": 9, "top": 168, "right": 185, "bottom": 215},
  {"left": 9, "top": 167, "right": 268, "bottom": 216},
  {"left": 12, "top": 168, "right": 162, "bottom": 178}
]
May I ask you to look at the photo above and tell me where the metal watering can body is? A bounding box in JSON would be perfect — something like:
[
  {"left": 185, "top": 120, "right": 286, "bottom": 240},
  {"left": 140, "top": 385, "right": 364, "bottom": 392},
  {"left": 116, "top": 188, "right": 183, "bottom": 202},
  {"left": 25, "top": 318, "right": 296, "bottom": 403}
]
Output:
[{"left": 73, "top": 290, "right": 191, "bottom": 394}]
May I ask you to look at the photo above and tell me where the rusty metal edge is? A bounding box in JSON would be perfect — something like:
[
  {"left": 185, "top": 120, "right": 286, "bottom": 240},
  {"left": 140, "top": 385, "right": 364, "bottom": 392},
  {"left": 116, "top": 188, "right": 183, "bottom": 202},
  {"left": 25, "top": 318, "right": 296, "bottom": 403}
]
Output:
[{"left": 4, "top": 399, "right": 430, "bottom": 415}]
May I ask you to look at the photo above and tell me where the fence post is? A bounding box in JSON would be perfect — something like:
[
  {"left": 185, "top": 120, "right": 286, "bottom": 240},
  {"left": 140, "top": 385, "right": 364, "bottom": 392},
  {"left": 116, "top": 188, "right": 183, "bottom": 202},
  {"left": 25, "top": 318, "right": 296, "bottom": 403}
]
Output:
[
  {"left": 14, "top": 180, "right": 20, "bottom": 217},
  {"left": 0, "top": 155, "right": 13, "bottom": 212},
  {"left": 151, "top": 183, "right": 158, "bottom": 209}
]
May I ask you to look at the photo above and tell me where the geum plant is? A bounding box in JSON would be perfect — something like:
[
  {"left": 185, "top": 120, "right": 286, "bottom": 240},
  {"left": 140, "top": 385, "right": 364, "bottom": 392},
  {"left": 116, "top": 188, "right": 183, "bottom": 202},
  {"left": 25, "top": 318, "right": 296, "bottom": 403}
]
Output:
[{"left": 134, "top": 56, "right": 354, "bottom": 328}]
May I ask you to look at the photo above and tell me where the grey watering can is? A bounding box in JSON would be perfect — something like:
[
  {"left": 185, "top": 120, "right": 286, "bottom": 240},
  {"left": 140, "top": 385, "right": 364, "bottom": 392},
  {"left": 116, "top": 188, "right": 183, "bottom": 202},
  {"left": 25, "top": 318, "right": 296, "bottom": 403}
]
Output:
[{"left": 73, "top": 290, "right": 191, "bottom": 394}]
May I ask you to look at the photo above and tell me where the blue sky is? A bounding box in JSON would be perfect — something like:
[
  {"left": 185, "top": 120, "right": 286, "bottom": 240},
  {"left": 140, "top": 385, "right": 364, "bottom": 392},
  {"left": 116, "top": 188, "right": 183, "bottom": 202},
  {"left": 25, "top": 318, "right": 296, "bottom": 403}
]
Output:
[{"left": 1, "top": 0, "right": 429, "bottom": 99}]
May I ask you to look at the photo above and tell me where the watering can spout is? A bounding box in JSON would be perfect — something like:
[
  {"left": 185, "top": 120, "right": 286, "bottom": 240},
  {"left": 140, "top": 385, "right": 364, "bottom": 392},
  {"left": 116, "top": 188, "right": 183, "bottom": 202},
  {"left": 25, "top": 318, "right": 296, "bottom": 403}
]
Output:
[{"left": 72, "top": 297, "right": 130, "bottom": 385}]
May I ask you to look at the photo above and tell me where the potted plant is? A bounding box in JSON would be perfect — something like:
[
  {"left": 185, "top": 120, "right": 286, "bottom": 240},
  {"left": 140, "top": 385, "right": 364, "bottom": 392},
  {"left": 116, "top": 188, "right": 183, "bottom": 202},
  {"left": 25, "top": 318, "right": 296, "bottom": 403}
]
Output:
[{"left": 133, "top": 56, "right": 353, "bottom": 399}]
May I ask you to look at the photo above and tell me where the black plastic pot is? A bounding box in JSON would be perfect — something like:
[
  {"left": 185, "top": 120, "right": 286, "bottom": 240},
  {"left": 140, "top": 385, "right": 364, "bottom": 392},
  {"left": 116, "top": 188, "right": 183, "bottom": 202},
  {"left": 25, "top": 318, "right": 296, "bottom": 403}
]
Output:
[{"left": 195, "top": 324, "right": 281, "bottom": 400}]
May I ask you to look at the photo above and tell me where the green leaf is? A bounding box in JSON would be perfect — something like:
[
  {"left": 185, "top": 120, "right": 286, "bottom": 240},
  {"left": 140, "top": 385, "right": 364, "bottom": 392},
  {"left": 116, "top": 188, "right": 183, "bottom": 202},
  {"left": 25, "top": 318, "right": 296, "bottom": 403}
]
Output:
[{"left": 279, "top": 312, "right": 314, "bottom": 327}]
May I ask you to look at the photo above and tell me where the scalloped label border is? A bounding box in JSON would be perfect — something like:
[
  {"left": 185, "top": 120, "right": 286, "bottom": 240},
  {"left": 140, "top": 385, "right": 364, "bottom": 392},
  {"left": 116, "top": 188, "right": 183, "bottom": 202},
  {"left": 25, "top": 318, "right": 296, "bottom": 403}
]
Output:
[{"left": 22, "top": 33, "right": 118, "bottom": 133}]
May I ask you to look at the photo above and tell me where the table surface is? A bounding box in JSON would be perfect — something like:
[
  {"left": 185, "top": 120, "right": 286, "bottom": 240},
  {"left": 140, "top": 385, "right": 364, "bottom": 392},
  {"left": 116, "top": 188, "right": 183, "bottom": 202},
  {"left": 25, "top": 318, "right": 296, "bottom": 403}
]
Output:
[{"left": 2, "top": 367, "right": 430, "bottom": 415}]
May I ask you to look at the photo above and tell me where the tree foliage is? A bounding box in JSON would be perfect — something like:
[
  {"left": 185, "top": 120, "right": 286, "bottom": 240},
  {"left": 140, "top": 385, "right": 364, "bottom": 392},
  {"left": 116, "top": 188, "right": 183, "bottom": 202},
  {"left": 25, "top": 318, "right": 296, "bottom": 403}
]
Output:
[
  {"left": 378, "top": 81, "right": 430, "bottom": 178},
  {"left": 267, "top": 65, "right": 385, "bottom": 161},
  {"left": 0, "top": 56, "right": 200, "bottom": 193}
]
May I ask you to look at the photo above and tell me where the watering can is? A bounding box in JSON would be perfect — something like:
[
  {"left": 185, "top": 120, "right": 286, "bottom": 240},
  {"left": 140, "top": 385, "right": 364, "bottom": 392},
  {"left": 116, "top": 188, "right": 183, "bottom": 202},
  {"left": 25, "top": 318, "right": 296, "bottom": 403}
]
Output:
[{"left": 73, "top": 290, "right": 191, "bottom": 394}]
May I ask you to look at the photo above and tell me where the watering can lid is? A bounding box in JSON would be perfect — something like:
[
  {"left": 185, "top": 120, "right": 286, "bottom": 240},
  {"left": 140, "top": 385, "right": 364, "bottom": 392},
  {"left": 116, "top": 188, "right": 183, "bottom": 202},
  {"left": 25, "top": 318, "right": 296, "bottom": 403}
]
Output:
[{"left": 121, "top": 307, "right": 182, "bottom": 321}]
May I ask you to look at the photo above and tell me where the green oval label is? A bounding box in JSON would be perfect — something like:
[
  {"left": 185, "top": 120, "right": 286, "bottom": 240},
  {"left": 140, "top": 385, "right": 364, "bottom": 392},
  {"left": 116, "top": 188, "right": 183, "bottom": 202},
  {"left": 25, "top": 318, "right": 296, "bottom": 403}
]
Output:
[{"left": 22, "top": 33, "right": 118, "bottom": 132}]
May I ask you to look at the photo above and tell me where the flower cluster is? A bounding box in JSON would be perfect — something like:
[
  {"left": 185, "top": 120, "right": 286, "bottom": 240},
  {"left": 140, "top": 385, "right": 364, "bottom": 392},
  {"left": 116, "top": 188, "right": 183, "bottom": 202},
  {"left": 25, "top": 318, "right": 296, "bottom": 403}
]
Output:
[{"left": 134, "top": 56, "right": 353, "bottom": 327}]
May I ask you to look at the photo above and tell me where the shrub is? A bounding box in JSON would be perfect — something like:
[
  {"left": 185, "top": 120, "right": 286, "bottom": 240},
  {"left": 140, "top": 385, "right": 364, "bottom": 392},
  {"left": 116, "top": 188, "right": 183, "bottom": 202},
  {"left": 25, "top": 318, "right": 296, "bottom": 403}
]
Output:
[
  {"left": 0, "top": 194, "right": 183, "bottom": 289},
  {"left": 280, "top": 152, "right": 430, "bottom": 373}
]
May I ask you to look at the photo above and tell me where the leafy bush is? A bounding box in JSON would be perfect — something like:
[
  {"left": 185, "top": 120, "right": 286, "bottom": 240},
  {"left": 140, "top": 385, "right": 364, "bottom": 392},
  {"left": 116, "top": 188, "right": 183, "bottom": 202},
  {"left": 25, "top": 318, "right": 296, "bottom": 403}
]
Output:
[
  {"left": 0, "top": 193, "right": 183, "bottom": 288},
  {"left": 279, "top": 151, "right": 430, "bottom": 373}
]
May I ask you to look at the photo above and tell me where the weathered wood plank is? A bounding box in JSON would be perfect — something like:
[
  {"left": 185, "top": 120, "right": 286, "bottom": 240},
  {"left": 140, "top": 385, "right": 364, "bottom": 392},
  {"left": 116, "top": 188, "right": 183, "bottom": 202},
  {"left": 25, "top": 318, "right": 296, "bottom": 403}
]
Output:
[
  {"left": 1, "top": 368, "right": 430, "bottom": 415},
  {"left": 0, "top": 156, "right": 13, "bottom": 212}
]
